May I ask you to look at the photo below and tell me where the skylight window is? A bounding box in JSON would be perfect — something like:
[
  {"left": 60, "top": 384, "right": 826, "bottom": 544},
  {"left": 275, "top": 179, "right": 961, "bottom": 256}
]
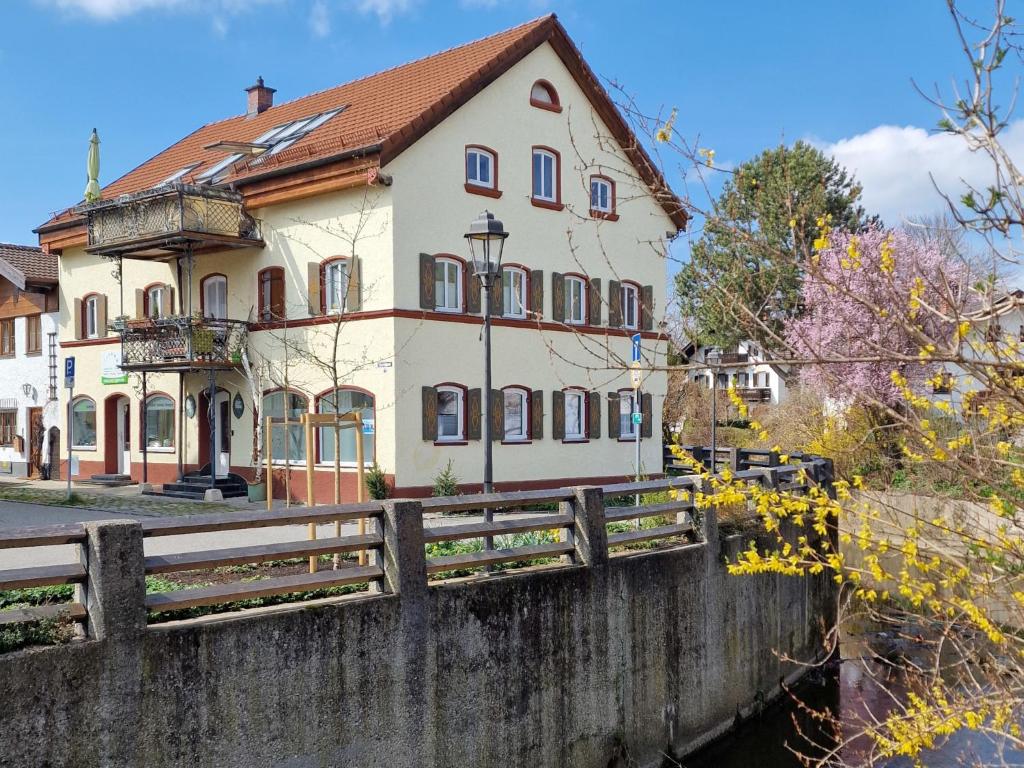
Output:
[
  {"left": 161, "top": 164, "right": 200, "bottom": 185},
  {"left": 197, "top": 107, "right": 346, "bottom": 183}
]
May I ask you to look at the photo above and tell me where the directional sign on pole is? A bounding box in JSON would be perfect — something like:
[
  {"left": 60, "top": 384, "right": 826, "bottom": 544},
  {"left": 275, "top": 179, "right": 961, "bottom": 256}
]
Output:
[
  {"left": 64, "top": 357, "right": 75, "bottom": 389},
  {"left": 631, "top": 333, "right": 642, "bottom": 363},
  {"left": 630, "top": 361, "right": 642, "bottom": 390}
]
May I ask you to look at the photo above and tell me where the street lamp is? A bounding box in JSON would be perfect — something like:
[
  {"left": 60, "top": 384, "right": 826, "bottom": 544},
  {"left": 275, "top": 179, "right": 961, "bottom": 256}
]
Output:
[
  {"left": 705, "top": 348, "right": 721, "bottom": 473},
  {"left": 465, "top": 211, "right": 509, "bottom": 552}
]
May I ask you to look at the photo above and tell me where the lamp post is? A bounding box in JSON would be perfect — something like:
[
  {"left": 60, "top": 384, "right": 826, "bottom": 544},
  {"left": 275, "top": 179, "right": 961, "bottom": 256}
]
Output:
[
  {"left": 465, "top": 211, "right": 509, "bottom": 552},
  {"left": 706, "top": 348, "right": 721, "bottom": 473}
]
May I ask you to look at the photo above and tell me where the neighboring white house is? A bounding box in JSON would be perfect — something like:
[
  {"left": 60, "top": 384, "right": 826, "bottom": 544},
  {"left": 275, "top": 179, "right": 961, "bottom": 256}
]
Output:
[
  {"left": 682, "top": 340, "right": 790, "bottom": 407},
  {"left": 0, "top": 244, "right": 61, "bottom": 479}
]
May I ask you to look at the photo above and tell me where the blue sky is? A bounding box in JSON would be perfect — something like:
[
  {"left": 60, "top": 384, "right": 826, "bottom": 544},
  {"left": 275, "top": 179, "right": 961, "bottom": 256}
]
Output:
[{"left": 0, "top": 0, "right": 1003, "bottom": 246}]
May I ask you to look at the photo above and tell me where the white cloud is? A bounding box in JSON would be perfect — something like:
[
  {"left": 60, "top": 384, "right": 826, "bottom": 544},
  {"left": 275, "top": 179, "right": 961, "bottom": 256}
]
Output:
[
  {"left": 350, "top": 0, "right": 416, "bottom": 24},
  {"left": 309, "top": 0, "right": 330, "bottom": 36},
  {"left": 812, "top": 122, "right": 1024, "bottom": 225},
  {"left": 39, "top": 0, "right": 277, "bottom": 21}
]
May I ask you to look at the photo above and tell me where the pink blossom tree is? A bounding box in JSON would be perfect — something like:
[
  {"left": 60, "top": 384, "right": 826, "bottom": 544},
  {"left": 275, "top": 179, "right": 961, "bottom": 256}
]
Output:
[{"left": 784, "top": 227, "right": 963, "bottom": 407}]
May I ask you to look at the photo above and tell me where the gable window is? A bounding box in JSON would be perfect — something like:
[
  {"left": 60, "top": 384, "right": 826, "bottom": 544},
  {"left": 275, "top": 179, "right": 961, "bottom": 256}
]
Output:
[
  {"left": 590, "top": 175, "right": 616, "bottom": 219},
  {"left": 26, "top": 315, "right": 41, "bottom": 355},
  {"left": 621, "top": 283, "right": 639, "bottom": 329},
  {"left": 318, "top": 388, "right": 375, "bottom": 465},
  {"left": 435, "top": 258, "right": 462, "bottom": 313},
  {"left": 530, "top": 80, "right": 561, "bottom": 112},
  {"left": 564, "top": 389, "right": 586, "bottom": 440},
  {"left": 71, "top": 397, "right": 97, "bottom": 449},
  {"left": 0, "top": 319, "right": 14, "bottom": 357},
  {"left": 263, "top": 390, "right": 307, "bottom": 462},
  {"left": 619, "top": 389, "right": 638, "bottom": 438},
  {"left": 324, "top": 259, "right": 349, "bottom": 315},
  {"left": 502, "top": 266, "right": 527, "bottom": 319},
  {"left": 437, "top": 386, "right": 465, "bottom": 442},
  {"left": 465, "top": 146, "right": 500, "bottom": 198},
  {"left": 258, "top": 267, "right": 285, "bottom": 322},
  {"left": 144, "top": 395, "right": 175, "bottom": 451},
  {"left": 84, "top": 295, "right": 100, "bottom": 339},
  {"left": 503, "top": 387, "right": 529, "bottom": 442},
  {"left": 565, "top": 275, "right": 587, "bottom": 325},
  {"left": 202, "top": 274, "right": 227, "bottom": 320},
  {"left": 532, "top": 147, "right": 561, "bottom": 207}
]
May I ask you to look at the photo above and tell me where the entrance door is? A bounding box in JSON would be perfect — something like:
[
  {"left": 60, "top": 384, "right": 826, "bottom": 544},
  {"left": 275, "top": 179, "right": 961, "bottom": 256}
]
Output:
[
  {"left": 215, "top": 391, "right": 230, "bottom": 476},
  {"left": 27, "top": 408, "right": 43, "bottom": 478},
  {"left": 117, "top": 397, "right": 130, "bottom": 475}
]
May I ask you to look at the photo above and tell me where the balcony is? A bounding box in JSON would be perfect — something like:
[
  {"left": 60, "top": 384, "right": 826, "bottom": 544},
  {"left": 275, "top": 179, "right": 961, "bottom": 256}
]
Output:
[
  {"left": 80, "top": 184, "right": 263, "bottom": 260},
  {"left": 117, "top": 316, "right": 248, "bottom": 372},
  {"left": 719, "top": 352, "right": 749, "bottom": 365},
  {"left": 736, "top": 387, "right": 771, "bottom": 403}
]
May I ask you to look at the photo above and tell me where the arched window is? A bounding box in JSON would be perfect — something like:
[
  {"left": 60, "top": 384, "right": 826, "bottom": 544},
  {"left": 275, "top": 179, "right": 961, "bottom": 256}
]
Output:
[
  {"left": 502, "top": 386, "right": 529, "bottom": 442},
  {"left": 590, "top": 175, "right": 617, "bottom": 219},
  {"left": 145, "top": 284, "right": 168, "bottom": 319},
  {"left": 563, "top": 388, "right": 586, "bottom": 440},
  {"left": 502, "top": 266, "right": 527, "bottom": 319},
  {"left": 82, "top": 294, "right": 100, "bottom": 339},
  {"left": 436, "top": 385, "right": 465, "bottom": 442},
  {"left": 317, "top": 388, "right": 375, "bottom": 465},
  {"left": 143, "top": 394, "right": 175, "bottom": 450},
  {"left": 201, "top": 274, "right": 227, "bottom": 320},
  {"left": 71, "top": 397, "right": 97, "bottom": 449},
  {"left": 530, "top": 80, "right": 561, "bottom": 111},
  {"left": 617, "top": 388, "right": 638, "bottom": 439},
  {"left": 531, "top": 147, "right": 560, "bottom": 205},
  {"left": 620, "top": 282, "right": 639, "bottom": 329},
  {"left": 322, "top": 258, "right": 350, "bottom": 315},
  {"left": 564, "top": 275, "right": 587, "bottom": 325},
  {"left": 434, "top": 257, "right": 463, "bottom": 312},
  {"left": 258, "top": 267, "right": 285, "bottom": 322},
  {"left": 263, "top": 390, "right": 308, "bottom": 461},
  {"left": 465, "top": 145, "right": 500, "bottom": 197}
]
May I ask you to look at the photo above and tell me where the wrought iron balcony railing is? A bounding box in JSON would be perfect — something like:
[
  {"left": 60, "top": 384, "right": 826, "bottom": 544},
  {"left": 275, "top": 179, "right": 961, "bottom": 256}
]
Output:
[
  {"left": 80, "top": 184, "right": 262, "bottom": 258},
  {"left": 736, "top": 387, "right": 771, "bottom": 403},
  {"left": 116, "top": 316, "right": 248, "bottom": 371}
]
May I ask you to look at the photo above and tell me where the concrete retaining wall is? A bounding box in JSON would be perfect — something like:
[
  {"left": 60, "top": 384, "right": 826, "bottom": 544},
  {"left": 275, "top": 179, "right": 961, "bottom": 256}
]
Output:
[{"left": 0, "top": 506, "right": 834, "bottom": 768}]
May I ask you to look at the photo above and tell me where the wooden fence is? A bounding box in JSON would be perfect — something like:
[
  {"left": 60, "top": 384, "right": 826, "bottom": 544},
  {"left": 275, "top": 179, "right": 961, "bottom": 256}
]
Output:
[{"left": 0, "top": 447, "right": 834, "bottom": 636}]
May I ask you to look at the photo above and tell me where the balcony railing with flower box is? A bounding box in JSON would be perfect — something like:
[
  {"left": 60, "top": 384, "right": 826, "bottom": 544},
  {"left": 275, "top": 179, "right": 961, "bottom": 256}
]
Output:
[
  {"left": 117, "top": 316, "right": 248, "bottom": 372},
  {"left": 80, "top": 184, "right": 263, "bottom": 260}
]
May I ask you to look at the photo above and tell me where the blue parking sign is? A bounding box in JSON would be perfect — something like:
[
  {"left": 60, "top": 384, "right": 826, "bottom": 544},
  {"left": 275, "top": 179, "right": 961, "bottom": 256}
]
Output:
[
  {"left": 631, "top": 333, "right": 642, "bottom": 363},
  {"left": 64, "top": 357, "right": 75, "bottom": 389}
]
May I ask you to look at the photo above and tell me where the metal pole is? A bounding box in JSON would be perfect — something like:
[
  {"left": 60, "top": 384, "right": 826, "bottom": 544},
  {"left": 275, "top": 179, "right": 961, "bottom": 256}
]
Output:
[
  {"left": 141, "top": 372, "right": 148, "bottom": 485},
  {"left": 634, "top": 387, "right": 642, "bottom": 525},
  {"left": 177, "top": 373, "right": 184, "bottom": 481},
  {"left": 207, "top": 369, "right": 216, "bottom": 486},
  {"left": 710, "top": 370, "right": 717, "bottom": 474},
  {"left": 66, "top": 386, "right": 73, "bottom": 499},
  {"left": 481, "top": 272, "right": 494, "bottom": 556}
]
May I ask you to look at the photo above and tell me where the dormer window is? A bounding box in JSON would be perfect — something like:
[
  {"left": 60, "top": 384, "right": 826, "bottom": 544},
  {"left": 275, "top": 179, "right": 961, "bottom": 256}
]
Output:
[{"left": 530, "top": 80, "right": 561, "bottom": 112}]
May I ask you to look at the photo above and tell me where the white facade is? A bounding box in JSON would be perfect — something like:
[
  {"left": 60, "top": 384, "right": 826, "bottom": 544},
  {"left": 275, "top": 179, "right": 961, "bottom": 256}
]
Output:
[{"left": 686, "top": 341, "right": 790, "bottom": 407}]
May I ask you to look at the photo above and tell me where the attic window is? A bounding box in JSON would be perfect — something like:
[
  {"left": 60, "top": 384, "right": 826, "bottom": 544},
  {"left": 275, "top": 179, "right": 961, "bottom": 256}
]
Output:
[
  {"left": 530, "top": 80, "right": 561, "bottom": 112},
  {"left": 161, "top": 164, "right": 200, "bottom": 185},
  {"left": 197, "top": 107, "right": 346, "bottom": 183}
]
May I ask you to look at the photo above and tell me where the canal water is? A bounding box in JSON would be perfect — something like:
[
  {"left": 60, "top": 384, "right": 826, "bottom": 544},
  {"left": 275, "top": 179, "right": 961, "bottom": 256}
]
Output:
[{"left": 684, "top": 625, "right": 1023, "bottom": 768}]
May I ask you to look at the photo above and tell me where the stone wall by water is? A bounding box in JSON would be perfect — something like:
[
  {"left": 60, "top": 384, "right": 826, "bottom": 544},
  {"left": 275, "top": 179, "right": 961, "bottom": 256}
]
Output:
[{"left": 0, "top": 504, "right": 835, "bottom": 768}]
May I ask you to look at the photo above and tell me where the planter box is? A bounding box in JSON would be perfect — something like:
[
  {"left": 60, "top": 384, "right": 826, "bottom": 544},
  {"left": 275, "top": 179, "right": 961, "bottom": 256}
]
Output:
[{"left": 247, "top": 481, "right": 267, "bottom": 503}]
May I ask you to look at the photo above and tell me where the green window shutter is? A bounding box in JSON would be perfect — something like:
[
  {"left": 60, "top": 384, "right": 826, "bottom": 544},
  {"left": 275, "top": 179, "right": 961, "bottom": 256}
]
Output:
[
  {"left": 490, "top": 389, "right": 503, "bottom": 441},
  {"left": 640, "top": 285, "right": 655, "bottom": 330},
  {"left": 421, "top": 386, "right": 438, "bottom": 441},
  {"left": 467, "top": 388, "right": 482, "bottom": 440},
  {"left": 530, "top": 389, "right": 543, "bottom": 439},
  {"left": 467, "top": 273, "right": 482, "bottom": 314},
  {"left": 490, "top": 273, "right": 504, "bottom": 316},
  {"left": 608, "top": 280, "right": 622, "bottom": 328},
  {"left": 419, "top": 253, "right": 436, "bottom": 310},
  {"left": 588, "top": 278, "right": 601, "bottom": 326},
  {"left": 552, "top": 390, "right": 565, "bottom": 440},
  {"left": 588, "top": 392, "right": 601, "bottom": 439},
  {"left": 551, "top": 272, "right": 564, "bottom": 323},
  {"left": 530, "top": 269, "right": 544, "bottom": 318},
  {"left": 641, "top": 392, "right": 653, "bottom": 438},
  {"left": 607, "top": 391, "right": 621, "bottom": 439}
]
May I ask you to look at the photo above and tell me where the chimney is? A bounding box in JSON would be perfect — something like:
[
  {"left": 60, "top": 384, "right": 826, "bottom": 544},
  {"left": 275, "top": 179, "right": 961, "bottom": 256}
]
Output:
[{"left": 245, "top": 76, "right": 275, "bottom": 116}]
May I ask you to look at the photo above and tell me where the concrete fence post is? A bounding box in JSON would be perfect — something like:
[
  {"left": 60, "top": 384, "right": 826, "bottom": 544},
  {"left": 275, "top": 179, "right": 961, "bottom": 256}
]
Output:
[
  {"left": 84, "top": 520, "right": 147, "bottom": 641},
  {"left": 382, "top": 500, "right": 428, "bottom": 603},
  {"left": 689, "top": 478, "right": 719, "bottom": 547},
  {"left": 569, "top": 486, "right": 608, "bottom": 567},
  {"left": 727, "top": 447, "right": 740, "bottom": 473}
]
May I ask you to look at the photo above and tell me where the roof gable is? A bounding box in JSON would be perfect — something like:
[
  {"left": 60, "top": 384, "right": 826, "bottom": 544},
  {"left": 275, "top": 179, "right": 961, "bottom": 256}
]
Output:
[{"left": 0, "top": 243, "right": 57, "bottom": 287}]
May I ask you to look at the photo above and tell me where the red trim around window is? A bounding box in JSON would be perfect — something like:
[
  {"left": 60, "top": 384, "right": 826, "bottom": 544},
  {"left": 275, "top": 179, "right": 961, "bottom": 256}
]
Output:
[
  {"left": 620, "top": 280, "right": 641, "bottom": 330},
  {"left": 500, "top": 384, "right": 532, "bottom": 443},
  {"left": 140, "top": 391, "right": 176, "bottom": 450},
  {"left": 531, "top": 145, "right": 564, "bottom": 211},
  {"left": 500, "top": 263, "right": 530, "bottom": 319},
  {"left": 313, "top": 385, "right": 376, "bottom": 464},
  {"left": 319, "top": 257, "right": 351, "bottom": 315},
  {"left": 199, "top": 273, "right": 227, "bottom": 318},
  {"left": 561, "top": 386, "right": 589, "bottom": 442},
  {"left": 616, "top": 387, "right": 639, "bottom": 442},
  {"left": 434, "top": 382, "right": 468, "bottom": 445},
  {"left": 257, "top": 267, "right": 285, "bottom": 322},
  {"left": 464, "top": 144, "right": 502, "bottom": 199},
  {"left": 434, "top": 254, "right": 468, "bottom": 313},
  {"left": 589, "top": 174, "right": 619, "bottom": 221},
  {"left": 562, "top": 272, "right": 589, "bottom": 326},
  {"left": 529, "top": 80, "right": 562, "bottom": 113}
]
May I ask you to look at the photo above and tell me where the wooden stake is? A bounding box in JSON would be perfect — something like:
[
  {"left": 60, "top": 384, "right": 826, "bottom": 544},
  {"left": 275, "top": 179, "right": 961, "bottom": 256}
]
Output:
[
  {"left": 355, "top": 413, "right": 366, "bottom": 566},
  {"left": 303, "top": 413, "right": 317, "bottom": 573},
  {"left": 264, "top": 416, "right": 272, "bottom": 513}
]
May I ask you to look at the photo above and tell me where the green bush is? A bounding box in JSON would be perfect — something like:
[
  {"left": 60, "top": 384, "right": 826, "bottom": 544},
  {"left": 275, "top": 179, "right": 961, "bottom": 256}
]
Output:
[
  {"left": 431, "top": 460, "right": 460, "bottom": 497},
  {"left": 365, "top": 461, "right": 390, "bottom": 500}
]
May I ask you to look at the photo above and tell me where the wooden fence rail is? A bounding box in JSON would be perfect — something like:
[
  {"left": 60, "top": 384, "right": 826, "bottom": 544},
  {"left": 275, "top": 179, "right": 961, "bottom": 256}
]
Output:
[{"left": 0, "top": 446, "right": 834, "bottom": 635}]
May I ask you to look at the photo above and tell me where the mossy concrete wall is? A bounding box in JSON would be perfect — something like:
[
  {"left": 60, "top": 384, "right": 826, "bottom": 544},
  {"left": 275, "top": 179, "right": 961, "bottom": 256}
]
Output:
[{"left": 0, "top": 521, "right": 834, "bottom": 767}]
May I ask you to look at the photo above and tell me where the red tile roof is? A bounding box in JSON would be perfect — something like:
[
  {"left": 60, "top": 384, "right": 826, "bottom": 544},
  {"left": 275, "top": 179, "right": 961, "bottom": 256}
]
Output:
[
  {"left": 0, "top": 243, "right": 57, "bottom": 284},
  {"left": 40, "top": 15, "right": 685, "bottom": 232}
]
